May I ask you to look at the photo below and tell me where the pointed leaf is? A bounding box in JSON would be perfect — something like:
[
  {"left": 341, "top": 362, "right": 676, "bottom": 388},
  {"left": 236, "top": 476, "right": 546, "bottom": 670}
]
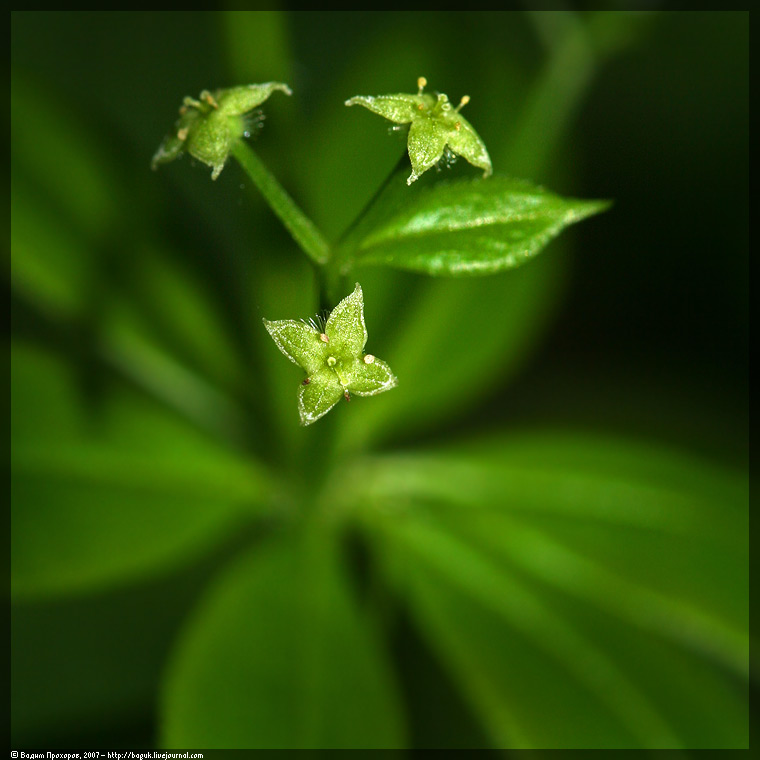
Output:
[
  {"left": 354, "top": 432, "right": 748, "bottom": 748},
  {"left": 350, "top": 175, "right": 609, "bottom": 276},
  {"left": 161, "top": 530, "right": 406, "bottom": 748},
  {"left": 12, "top": 559, "right": 217, "bottom": 744},
  {"left": 11, "top": 342, "right": 271, "bottom": 598}
]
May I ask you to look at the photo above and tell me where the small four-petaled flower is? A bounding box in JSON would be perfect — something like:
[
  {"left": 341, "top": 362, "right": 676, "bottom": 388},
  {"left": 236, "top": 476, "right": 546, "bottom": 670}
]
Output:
[
  {"left": 263, "top": 284, "right": 397, "bottom": 425},
  {"left": 346, "top": 77, "right": 492, "bottom": 185},
  {"left": 152, "top": 82, "right": 291, "bottom": 180}
]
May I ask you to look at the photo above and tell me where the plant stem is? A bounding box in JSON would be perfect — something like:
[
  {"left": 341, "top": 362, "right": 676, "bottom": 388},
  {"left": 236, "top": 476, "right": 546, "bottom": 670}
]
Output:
[
  {"left": 505, "top": 13, "right": 595, "bottom": 179},
  {"left": 231, "top": 140, "right": 330, "bottom": 266},
  {"left": 333, "top": 154, "right": 410, "bottom": 268}
]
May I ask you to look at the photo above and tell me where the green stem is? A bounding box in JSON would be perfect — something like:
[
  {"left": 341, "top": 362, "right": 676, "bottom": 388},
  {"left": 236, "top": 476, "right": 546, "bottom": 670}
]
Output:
[
  {"left": 505, "top": 13, "right": 596, "bottom": 178},
  {"left": 333, "top": 154, "right": 410, "bottom": 270},
  {"left": 231, "top": 140, "right": 330, "bottom": 266},
  {"left": 506, "top": 11, "right": 650, "bottom": 179}
]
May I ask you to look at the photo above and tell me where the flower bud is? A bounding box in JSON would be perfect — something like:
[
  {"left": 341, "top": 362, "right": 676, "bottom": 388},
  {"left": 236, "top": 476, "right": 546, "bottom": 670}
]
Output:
[
  {"left": 152, "top": 82, "right": 291, "bottom": 180},
  {"left": 346, "top": 77, "right": 492, "bottom": 185}
]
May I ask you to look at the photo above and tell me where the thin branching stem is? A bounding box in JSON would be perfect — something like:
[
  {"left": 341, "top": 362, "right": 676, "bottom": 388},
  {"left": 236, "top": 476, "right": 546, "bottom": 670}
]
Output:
[{"left": 232, "top": 140, "right": 330, "bottom": 267}]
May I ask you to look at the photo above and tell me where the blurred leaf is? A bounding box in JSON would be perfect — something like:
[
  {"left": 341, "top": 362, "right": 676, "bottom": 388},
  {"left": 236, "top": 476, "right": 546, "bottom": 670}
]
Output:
[
  {"left": 353, "top": 432, "right": 748, "bottom": 748},
  {"left": 505, "top": 11, "right": 658, "bottom": 178},
  {"left": 104, "top": 241, "right": 243, "bottom": 396},
  {"left": 346, "top": 175, "right": 608, "bottom": 276},
  {"left": 222, "top": 11, "right": 292, "bottom": 84},
  {"left": 11, "top": 555, "right": 222, "bottom": 746},
  {"left": 161, "top": 527, "right": 406, "bottom": 749},
  {"left": 336, "top": 250, "right": 564, "bottom": 451},
  {"left": 10, "top": 74, "right": 120, "bottom": 318},
  {"left": 11, "top": 177, "right": 91, "bottom": 318},
  {"left": 11, "top": 72, "right": 117, "bottom": 236},
  {"left": 12, "top": 73, "right": 251, "bottom": 441},
  {"left": 11, "top": 342, "right": 272, "bottom": 598}
]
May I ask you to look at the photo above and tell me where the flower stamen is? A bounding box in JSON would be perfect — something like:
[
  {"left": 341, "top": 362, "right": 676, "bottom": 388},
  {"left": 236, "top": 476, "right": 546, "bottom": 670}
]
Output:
[{"left": 455, "top": 95, "right": 470, "bottom": 112}]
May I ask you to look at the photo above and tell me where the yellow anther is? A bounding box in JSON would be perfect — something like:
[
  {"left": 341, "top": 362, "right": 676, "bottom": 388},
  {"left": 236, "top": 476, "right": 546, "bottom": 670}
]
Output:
[
  {"left": 177, "top": 127, "right": 189, "bottom": 141},
  {"left": 417, "top": 76, "right": 427, "bottom": 95},
  {"left": 363, "top": 354, "right": 375, "bottom": 364},
  {"left": 455, "top": 95, "right": 470, "bottom": 112},
  {"left": 320, "top": 333, "right": 329, "bottom": 344},
  {"left": 200, "top": 90, "right": 219, "bottom": 108}
]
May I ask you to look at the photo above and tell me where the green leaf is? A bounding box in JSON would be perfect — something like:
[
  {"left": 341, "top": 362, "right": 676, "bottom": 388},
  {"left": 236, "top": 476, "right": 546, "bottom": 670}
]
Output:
[
  {"left": 336, "top": 254, "right": 562, "bottom": 451},
  {"left": 12, "top": 557, "right": 219, "bottom": 745},
  {"left": 11, "top": 73, "right": 117, "bottom": 238},
  {"left": 161, "top": 528, "right": 406, "bottom": 749},
  {"left": 103, "top": 241, "right": 244, "bottom": 396},
  {"left": 11, "top": 342, "right": 272, "bottom": 598},
  {"left": 348, "top": 175, "right": 609, "bottom": 276},
  {"left": 11, "top": 176, "right": 91, "bottom": 318},
  {"left": 354, "top": 432, "right": 748, "bottom": 748},
  {"left": 222, "top": 11, "right": 292, "bottom": 85},
  {"left": 11, "top": 75, "right": 118, "bottom": 318}
]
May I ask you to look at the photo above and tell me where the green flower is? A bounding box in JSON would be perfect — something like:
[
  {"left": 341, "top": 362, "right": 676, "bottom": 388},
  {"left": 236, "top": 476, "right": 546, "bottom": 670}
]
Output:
[
  {"left": 346, "top": 77, "right": 492, "bottom": 185},
  {"left": 152, "top": 82, "right": 291, "bottom": 180},
  {"left": 263, "top": 284, "right": 397, "bottom": 426}
]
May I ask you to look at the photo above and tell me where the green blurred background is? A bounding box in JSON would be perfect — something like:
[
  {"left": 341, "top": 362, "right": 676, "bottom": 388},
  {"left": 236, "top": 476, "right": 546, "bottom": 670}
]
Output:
[{"left": 11, "top": 10, "right": 748, "bottom": 749}]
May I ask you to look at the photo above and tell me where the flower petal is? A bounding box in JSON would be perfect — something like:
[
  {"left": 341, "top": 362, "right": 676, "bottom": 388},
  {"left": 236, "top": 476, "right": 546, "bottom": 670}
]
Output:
[
  {"left": 262, "top": 319, "right": 326, "bottom": 375},
  {"left": 345, "top": 94, "right": 433, "bottom": 124},
  {"left": 445, "top": 115, "right": 493, "bottom": 177},
  {"left": 325, "top": 283, "right": 367, "bottom": 358},
  {"left": 217, "top": 82, "right": 292, "bottom": 117},
  {"left": 298, "top": 369, "right": 343, "bottom": 426},
  {"left": 346, "top": 357, "right": 398, "bottom": 397},
  {"left": 187, "top": 117, "right": 234, "bottom": 181},
  {"left": 407, "top": 119, "right": 449, "bottom": 185},
  {"left": 151, "top": 83, "right": 291, "bottom": 180}
]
